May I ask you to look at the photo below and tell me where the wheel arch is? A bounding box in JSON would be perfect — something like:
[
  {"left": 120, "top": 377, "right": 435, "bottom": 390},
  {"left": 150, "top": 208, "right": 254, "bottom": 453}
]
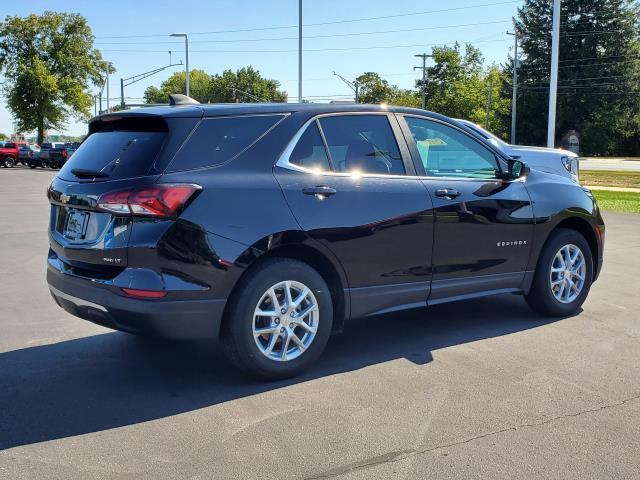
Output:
[
  {"left": 552, "top": 216, "right": 599, "bottom": 272},
  {"left": 222, "top": 238, "right": 348, "bottom": 336}
]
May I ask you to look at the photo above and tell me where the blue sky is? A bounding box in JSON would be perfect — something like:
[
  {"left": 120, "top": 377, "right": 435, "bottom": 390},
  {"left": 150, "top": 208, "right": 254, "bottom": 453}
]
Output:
[{"left": 0, "top": 0, "right": 522, "bottom": 136}]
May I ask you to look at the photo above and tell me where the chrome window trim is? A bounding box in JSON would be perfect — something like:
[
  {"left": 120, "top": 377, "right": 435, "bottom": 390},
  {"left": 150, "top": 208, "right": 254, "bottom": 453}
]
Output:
[{"left": 275, "top": 111, "right": 414, "bottom": 179}]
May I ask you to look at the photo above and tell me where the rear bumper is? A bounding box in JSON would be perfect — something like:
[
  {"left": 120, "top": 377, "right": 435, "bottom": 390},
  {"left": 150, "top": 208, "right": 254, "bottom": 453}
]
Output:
[{"left": 47, "top": 267, "right": 226, "bottom": 340}]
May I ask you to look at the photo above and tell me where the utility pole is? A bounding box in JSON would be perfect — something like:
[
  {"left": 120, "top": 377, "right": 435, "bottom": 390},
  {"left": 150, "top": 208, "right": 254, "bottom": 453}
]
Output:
[
  {"left": 507, "top": 26, "right": 519, "bottom": 144},
  {"left": 547, "top": 0, "right": 561, "bottom": 148},
  {"left": 298, "top": 0, "right": 303, "bottom": 103},
  {"left": 333, "top": 71, "right": 360, "bottom": 103},
  {"left": 485, "top": 77, "right": 493, "bottom": 129},
  {"left": 414, "top": 53, "right": 432, "bottom": 110}
]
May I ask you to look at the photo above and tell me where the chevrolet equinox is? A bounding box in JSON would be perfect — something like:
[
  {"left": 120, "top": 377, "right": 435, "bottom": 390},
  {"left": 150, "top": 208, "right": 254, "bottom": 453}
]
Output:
[{"left": 47, "top": 97, "right": 605, "bottom": 379}]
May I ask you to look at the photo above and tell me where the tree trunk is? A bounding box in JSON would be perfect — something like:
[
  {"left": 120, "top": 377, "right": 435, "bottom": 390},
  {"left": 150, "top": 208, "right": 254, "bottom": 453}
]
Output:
[{"left": 37, "top": 122, "right": 44, "bottom": 146}]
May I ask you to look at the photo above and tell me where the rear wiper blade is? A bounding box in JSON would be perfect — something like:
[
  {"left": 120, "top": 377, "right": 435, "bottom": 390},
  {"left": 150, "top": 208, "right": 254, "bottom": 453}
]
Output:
[{"left": 71, "top": 168, "right": 109, "bottom": 178}]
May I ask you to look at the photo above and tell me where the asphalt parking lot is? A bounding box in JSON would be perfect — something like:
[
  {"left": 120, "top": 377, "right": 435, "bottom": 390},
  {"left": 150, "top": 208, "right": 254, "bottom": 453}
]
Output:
[{"left": 1, "top": 167, "right": 639, "bottom": 479}]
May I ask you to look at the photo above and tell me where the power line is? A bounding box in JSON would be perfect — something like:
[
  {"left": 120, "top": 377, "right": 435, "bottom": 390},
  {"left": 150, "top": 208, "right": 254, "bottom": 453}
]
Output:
[
  {"left": 559, "top": 54, "right": 640, "bottom": 64},
  {"left": 100, "top": 38, "right": 510, "bottom": 55},
  {"left": 521, "top": 80, "right": 640, "bottom": 89},
  {"left": 95, "top": 19, "right": 512, "bottom": 45},
  {"left": 522, "top": 74, "right": 639, "bottom": 86},
  {"left": 94, "top": 0, "right": 522, "bottom": 39}
]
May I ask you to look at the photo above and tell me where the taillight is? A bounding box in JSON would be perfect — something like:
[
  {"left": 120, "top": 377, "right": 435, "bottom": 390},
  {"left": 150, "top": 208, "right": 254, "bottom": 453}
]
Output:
[
  {"left": 121, "top": 287, "right": 167, "bottom": 299},
  {"left": 97, "top": 184, "right": 201, "bottom": 218},
  {"left": 62, "top": 149, "right": 68, "bottom": 158}
]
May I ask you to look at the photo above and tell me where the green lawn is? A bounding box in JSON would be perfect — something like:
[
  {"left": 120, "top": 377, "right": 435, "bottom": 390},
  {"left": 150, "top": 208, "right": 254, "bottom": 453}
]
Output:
[
  {"left": 580, "top": 170, "right": 640, "bottom": 189},
  {"left": 593, "top": 190, "right": 640, "bottom": 214}
]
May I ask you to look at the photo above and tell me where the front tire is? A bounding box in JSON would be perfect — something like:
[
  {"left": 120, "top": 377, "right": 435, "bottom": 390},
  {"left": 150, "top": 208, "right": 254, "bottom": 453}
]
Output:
[
  {"left": 525, "top": 228, "right": 593, "bottom": 317},
  {"left": 222, "top": 258, "right": 333, "bottom": 380},
  {"left": 3, "top": 156, "right": 15, "bottom": 168}
]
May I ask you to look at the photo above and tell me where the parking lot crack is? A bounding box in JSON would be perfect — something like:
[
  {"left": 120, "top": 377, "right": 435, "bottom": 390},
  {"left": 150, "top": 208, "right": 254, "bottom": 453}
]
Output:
[{"left": 303, "top": 393, "right": 640, "bottom": 480}]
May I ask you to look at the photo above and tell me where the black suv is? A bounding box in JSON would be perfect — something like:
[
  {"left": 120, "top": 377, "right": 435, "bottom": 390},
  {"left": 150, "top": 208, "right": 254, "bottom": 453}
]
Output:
[{"left": 47, "top": 99, "right": 605, "bottom": 379}]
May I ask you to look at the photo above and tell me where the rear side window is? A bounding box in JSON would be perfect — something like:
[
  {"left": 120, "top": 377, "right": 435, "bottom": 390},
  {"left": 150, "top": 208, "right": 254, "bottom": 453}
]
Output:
[
  {"left": 167, "top": 114, "right": 284, "bottom": 172},
  {"left": 289, "top": 122, "right": 331, "bottom": 171},
  {"left": 318, "top": 115, "right": 405, "bottom": 175},
  {"left": 58, "top": 119, "right": 168, "bottom": 181},
  {"left": 5, "top": 143, "right": 16, "bottom": 148}
]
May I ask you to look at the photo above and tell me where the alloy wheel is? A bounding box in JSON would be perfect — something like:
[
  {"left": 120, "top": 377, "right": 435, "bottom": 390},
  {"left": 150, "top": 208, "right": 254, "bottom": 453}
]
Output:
[
  {"left": 549, "top": 243, "right": 586, "bottom": 304},
  {"left": 252, "top": 280, "right": 319, "bottom": 362}
]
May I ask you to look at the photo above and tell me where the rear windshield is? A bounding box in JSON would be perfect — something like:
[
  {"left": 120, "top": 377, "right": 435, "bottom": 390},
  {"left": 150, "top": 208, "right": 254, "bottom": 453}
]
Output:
[
  {"left": 58, "top": 120, "right": 167, "bottom": 181},
  {"left": 41, "top": 143, "right": 52, "bottom": 149},
  {"left": 166, "top": 114, "right": 284, "bottom": 172}
]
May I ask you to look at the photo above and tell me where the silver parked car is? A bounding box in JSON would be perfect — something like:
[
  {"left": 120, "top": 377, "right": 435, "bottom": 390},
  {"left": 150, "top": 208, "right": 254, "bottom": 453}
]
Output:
[{"left": 456, "top": 119, "right": 580, "bottom": 183}]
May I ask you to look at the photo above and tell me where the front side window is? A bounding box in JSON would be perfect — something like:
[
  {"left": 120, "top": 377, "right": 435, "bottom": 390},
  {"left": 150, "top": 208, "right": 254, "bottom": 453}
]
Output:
[
  {"left": 318, "top": 115, "right": 405, "bottom": 175},
  {"left": 404, "top": 116, "right": 500, "bottom": 179}
]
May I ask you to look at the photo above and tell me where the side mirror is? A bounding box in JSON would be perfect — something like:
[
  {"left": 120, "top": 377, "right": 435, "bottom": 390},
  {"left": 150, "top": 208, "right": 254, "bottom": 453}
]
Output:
[{"left": 506, "top": 158, "right": 530, "bottom": 180}]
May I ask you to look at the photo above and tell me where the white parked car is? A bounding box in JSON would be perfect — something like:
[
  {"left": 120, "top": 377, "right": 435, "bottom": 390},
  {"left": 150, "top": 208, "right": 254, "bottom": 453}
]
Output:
[{"left": 456, "top": 119, "right": 580, "bottom": 183}]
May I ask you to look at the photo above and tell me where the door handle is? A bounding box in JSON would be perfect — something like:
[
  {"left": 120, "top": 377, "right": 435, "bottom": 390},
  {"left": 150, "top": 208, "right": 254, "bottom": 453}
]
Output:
[
  {"left": 302, "top": 186, "right": 337, "bottom": 197},
  {"left": 434, "top": 188, "right": 461, "bottom": 199}
]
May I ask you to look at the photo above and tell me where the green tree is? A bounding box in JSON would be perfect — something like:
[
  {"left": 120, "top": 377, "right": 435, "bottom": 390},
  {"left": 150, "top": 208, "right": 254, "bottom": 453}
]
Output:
[
  {"left": 511, "top": 0, "right": 640, "bottom": 154},
  {"left": 144, "top": 66, "right": 287, "bottom": 104},
  {"left": 354, "top": 72, "right": 420, "bottom": 107},
  {"left": 0, "top": 133, "right": 7, "bottom": 140},
  {"left": 0, "top": 12, "right": 111, "bottom": 144},
  {"left": 212, "top": 67, "right": 288, "bottom": 103},
  {"left": 144, "top": 69, "right": 213, "bottom": 103},
  {"left": 421, "top": 44, "right": 510, "bottom": 138},
  {"left": 355, "top": 72, "right": 393, "bottom": 103},
  {"left": 387, "top": 88, "right": 421, "bottom": 108}
]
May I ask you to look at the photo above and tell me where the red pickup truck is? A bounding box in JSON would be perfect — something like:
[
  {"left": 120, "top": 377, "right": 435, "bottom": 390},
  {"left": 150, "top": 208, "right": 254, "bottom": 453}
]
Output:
[{"left": 0, "top": 141, "right": 28, "bottom": 168}]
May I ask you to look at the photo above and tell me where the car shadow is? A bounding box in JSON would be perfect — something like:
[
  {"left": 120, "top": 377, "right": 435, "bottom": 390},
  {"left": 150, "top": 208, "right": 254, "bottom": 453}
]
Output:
[{"left": 0, "top": 294, "right": 562, "bottom": 450}]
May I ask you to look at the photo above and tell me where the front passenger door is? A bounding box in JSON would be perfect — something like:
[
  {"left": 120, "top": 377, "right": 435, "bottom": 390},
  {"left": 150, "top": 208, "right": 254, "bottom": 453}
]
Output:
[
  {"left": 275, "top": 113, "right": 434, "bottom": 318},
  {"left": 398, "top": 115, "right": 535, "bottom": 303}
]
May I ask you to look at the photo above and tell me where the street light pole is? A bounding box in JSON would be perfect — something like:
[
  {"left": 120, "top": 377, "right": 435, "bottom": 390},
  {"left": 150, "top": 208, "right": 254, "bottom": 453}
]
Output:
[
  {"left": 298, "top": 0, "right": 303, "bottom": 103},
  {"left": 332, "top": 71, "right": 360, "bottom": 103},
  {"left": 547, "top": 0, "right": 561, "bottom": 148},
  {"left": 170, "top": 33, "right": 190, "bottom": 97}
]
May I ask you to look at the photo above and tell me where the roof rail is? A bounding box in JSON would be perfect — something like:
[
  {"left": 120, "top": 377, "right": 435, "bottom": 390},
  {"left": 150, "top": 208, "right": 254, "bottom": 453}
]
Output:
[{"left": 168, "top": 94, "right": 200, "bottom": 106}]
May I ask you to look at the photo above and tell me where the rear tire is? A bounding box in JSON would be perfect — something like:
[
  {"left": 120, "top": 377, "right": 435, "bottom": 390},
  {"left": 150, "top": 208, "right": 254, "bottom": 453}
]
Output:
[
  {"left": 3, "top": 156, "right": 15, "bottom": 168},
  {"left": 525, "top": 228, "right": 593, "bottom": 317},
  {"left": 222, "top": 258, "right": 333, "bottom": 380}
]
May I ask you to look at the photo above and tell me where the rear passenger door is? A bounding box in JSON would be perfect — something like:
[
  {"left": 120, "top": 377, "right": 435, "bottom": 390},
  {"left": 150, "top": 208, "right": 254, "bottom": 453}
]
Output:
[
  {"left": 397, "top": 114, "right": 535, "bottom": 303},
  {"left": 274, "top": 113, "right": 434, "bottom": 318}
]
